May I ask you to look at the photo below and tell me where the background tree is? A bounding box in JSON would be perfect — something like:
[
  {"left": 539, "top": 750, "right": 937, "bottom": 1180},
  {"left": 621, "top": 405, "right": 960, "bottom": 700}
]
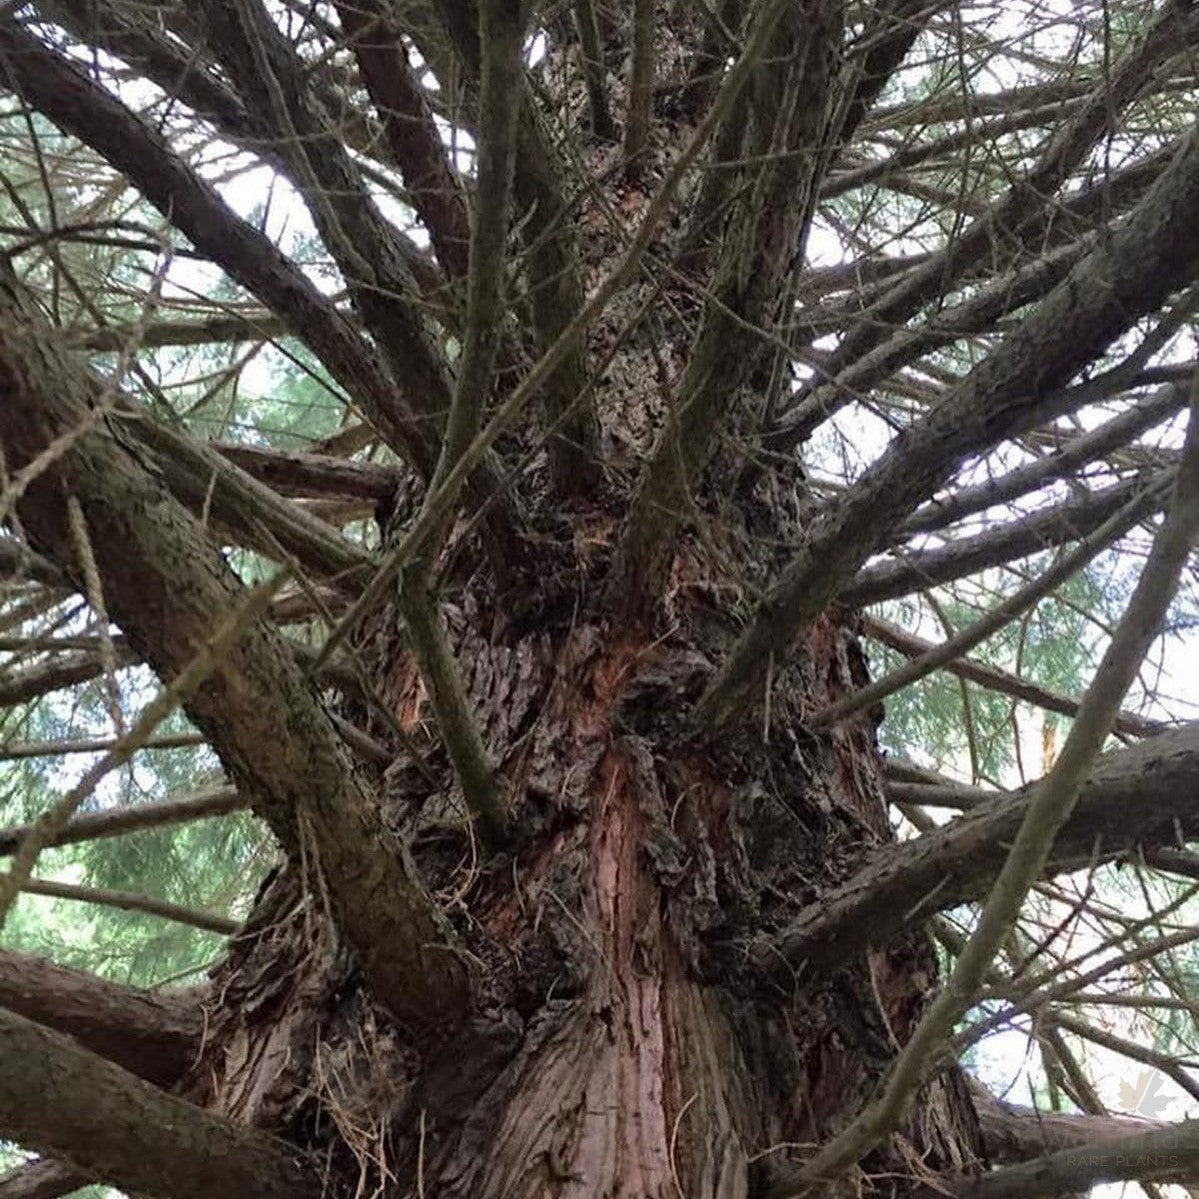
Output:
[{"left": 2, "top": 0, "right": 1199, "bottom": 1197}]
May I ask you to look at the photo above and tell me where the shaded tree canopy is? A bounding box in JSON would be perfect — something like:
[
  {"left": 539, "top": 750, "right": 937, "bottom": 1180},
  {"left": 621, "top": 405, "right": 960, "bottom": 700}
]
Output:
[{"left": 3, "top": 0, "right": 1199, "bottom": 1196}]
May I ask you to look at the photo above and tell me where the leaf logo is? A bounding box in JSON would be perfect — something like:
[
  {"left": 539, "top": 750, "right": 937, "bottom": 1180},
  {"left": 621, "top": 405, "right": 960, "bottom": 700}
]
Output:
[{"left": 1117, "top": 1068, "right": 1172, "bottom": 1117}]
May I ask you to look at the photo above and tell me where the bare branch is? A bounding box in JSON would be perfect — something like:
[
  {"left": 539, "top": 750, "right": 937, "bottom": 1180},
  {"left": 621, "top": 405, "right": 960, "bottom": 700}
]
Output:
[
  {"left": 0, "top": 15, "right": 431, "bottom": 471},
  {"left": 858, "top": 613, "right": 1167, "bottom": 740},
  {"left": 426, "top": 0, "right": 524, "bottom": 524},
  {"left": 397, "top": 584, "right": 507, "bottom": 845},
  {"left": 779, "top": 0, "right": 1199, "bottom": 444},
  {"left": 970, "top": 1082, "right": 1170, "bottom": 1164},
  {"left": 814, "top": 480, "right": 1167, "bottom": 730},
  {"left": 18, "top": 877, "right": 239, "bottom": 935},
  {"left": 845, "top": 472, "right": 1170, "bottom": 610},
  {"left": 334, "top": 0, "right": 473, "bottom": 281},
  {"left": 76, "top": 312, "right": 291, "bottom": 352},
  {"left": 696, "top": 114, "right": 1199, "bottom": 731},
  {"left": 781, "top": 387, "right": 1199, "bottom": 1189},
  {"left": 211, "top": 443, "right": 407, "bottom": 502},
  {"left": 611, "top": 0, "right": 846, "bottom": 613},
  {"left": 751, "top": 721, "right": 1199, "bottom": 991},
  {"left": 114, "top": 410, "right": 374, "bottom": 588},
  {"left": 574, "top": 0, "right": 615, "bottom": 140},
  {"left": 901, "top": 382, "right": 1187, "bottom": 537},
  {"left": 0, "top": 648, "right": 136, "bottom": 709},
  {"left": 0, "top": 258, "right": 470, "bottom": 1026},
  {"left": 623, "top": 0, "right": 654, "bottom": 172},
  {"left": 0, "top": 786, "right": 245, "bottom": 856}
]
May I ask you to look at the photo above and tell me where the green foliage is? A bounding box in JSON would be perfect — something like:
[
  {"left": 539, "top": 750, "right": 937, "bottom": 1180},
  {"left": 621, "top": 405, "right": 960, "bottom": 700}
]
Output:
[
  {"left": 0, "top": 662, "right": 266, "bottom": 987},
  {"left": 172, "top": 339, "right": 349, "bottom": 451},
  {"left": 875, "top": 553, "right": 1128, "bottom": 784}
]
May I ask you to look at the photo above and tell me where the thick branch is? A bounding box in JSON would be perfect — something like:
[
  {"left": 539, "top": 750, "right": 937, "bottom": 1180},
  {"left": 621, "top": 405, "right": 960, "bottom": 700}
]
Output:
[
  {"left": 830, "top": 0, "right": 939, "bottom": 149},
  {"left": 118, "top": 411, "right": 374, "bottom": 588},
  {"left": 573, "top": 0, "right": 615, "bottom": 139},
  {"left": 0, "top": 1007, "right": 320, "bottom": 1199},
  {"left": 746, "top": 723, "right": 1199, "bottom": 988},
  {"left": 901, "top": 383, "right": 1187, "bottom": 536},
  {"left": 841, "top": 474, "right": 1167, "bottom": 609},
  {"left": 424, "top": 0, "right": 524, "bottom": 534},
  {"left": 213, "top": 443, "right": 407, "bottom": 501},
  {"left": 77, "top": 312, "right": 291, "bottom": 352},
  {"left": 0, "top": 262, "right": 469, "bottom": 1027},
  {"left": 939, "top": 1116, "right": 1199, "bottom": 1199},
  {"left": 623, "top": 0, "right": 654, "bottom": 170},
  {"left": 971, "top": 1084, "right": 1168, "bottom": 1164},
  {"left": 0, "top": 1158, "right": 89, "bottom": 1199},
  {"left": 0, "top": 649, "right": 137, "bottom": 709},
  {"left": 0, "top": 948, "right": 201, "bottom": 1086},
  {"left": 334, "top": 0, "right": 473, "bottom": 281}
]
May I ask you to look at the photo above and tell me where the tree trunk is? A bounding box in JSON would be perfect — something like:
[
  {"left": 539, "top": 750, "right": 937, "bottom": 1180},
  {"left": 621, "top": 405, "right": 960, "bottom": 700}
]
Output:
[
  {"left": 186, "top": 485, "right": 984, "bottom": 1198},
  {"left": 0, "top": 4, "right": 1020, "bottom": 1195}
]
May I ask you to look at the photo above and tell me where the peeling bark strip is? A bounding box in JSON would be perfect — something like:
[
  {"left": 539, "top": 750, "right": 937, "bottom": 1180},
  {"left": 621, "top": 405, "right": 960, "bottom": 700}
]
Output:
[
  {"left": 0, "top": 1007, "right": 320, "bottom": 1199},
  {"left": 0, "top": 262, "right": 468, "bottom": 1027}
]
